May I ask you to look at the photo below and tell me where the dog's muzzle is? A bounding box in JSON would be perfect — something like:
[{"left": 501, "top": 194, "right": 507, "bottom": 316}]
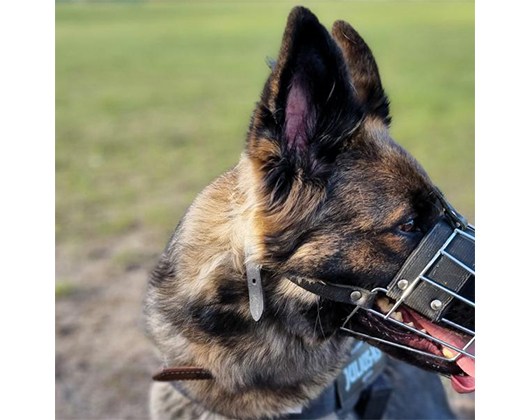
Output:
[
  {"left": 245, "top": 188, "right": 474, "bottom": 389},
  {"left": 340, "top": 209, "right": 475, "bottom": 364},
  {"left": 279, "top": 188, "right": 475, "bottom": 366}
]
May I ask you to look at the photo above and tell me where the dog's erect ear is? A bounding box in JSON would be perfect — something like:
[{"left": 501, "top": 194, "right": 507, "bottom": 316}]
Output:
[
  {"left": 247, "top": 7, "right": 363, "bottom": 203},
  {"left": 331, "top": 20, "right": 390, "bottom": 125}
]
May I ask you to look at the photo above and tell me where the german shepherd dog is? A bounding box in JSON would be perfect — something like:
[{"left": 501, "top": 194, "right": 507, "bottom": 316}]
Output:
[{"left": 145, "top": 7, "right": 472, "bottom": 419}]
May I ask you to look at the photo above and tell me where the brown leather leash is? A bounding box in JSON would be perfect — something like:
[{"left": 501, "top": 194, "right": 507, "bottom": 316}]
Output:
[{"left": 152, "top": 366, "right": 214, "bottom": 382}]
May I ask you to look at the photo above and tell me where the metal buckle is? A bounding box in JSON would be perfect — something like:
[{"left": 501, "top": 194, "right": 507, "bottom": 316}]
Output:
[{"left": 434, "top": 187, "right": 468, "bottom": 229}]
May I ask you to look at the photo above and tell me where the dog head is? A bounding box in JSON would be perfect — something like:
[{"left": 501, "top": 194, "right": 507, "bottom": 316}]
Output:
[
  {"left": 245, "top": 7, "right": 474, "bottom": 390},
  {"left": 146, "top": 9, "right": 474, "bottom": 415}
]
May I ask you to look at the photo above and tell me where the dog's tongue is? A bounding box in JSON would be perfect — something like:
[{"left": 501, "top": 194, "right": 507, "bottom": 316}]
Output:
[{"left": 406, "top": 311, "right": 475, "bottom": 393}]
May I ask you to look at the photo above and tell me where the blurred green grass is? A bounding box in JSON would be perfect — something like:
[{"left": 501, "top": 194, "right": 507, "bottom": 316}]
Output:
[{"left": 56, "top": 1, "right": 474, "bottom": 245}]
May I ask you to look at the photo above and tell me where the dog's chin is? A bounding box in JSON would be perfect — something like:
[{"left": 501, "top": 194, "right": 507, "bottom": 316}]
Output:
[{"left": 344, "top": 300, "right": 475, "bottom": 393}]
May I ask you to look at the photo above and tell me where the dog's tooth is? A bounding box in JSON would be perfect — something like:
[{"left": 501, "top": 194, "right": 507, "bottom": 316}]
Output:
[
  {"left": 390, "top": 311, "right": 403, "bottom": 322},
  {"left": 405, "top": 322, "right": 414, "bottom": 328},
  {"left": 377, "top": 297, "right": 389, "bottom": 306},
  {"left": 420, "top": 329, "right": 427, "bottom": 333},
  {"left": 443, "top": 348, "right": 457, "bottom": 359},
  {"left": 377, "top": 297, "right": 392, "bottom": 314}
]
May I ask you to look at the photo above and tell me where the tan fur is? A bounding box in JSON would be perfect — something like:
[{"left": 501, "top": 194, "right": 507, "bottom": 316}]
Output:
[{"left": 146, "top": 157, "right": 354, "bottom": 418}]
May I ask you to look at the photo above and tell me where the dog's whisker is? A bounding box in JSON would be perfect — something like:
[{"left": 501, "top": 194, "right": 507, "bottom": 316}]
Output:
[{"left": 326, "top": 81, "right": 336, "bottom": 104}]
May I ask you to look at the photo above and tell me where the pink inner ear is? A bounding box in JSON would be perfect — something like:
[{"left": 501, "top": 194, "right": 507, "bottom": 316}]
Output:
[{"left": 285, "top": 79, "right": 312, "bottom": 152}]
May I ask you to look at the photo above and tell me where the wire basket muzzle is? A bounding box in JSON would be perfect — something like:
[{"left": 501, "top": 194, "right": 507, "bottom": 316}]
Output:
[
  {"left": 386, "top": 218, "right": 475, "bottom": 332},
  {"left": 339, "top": 216, "right": 475, "bottom": 363}
]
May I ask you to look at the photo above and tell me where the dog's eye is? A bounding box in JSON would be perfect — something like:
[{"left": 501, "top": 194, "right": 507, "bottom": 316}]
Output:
[{"left": 399, "top": 218, "right": 420, "bottom": 233}]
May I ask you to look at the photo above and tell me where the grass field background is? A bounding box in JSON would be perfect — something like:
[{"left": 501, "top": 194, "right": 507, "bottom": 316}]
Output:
[
  {"left": 56, "top": 0, "right": 474, "bottom": 247},
  {"left": 56, "top": 2, "right": 474, "bottom": 418}
]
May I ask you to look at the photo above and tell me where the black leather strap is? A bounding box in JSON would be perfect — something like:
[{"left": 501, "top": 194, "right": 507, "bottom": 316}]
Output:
[
  {"left": 288, "top": 275, "right": 376, "bottom": 308},
  {"left": 433, "top": 187, "right": 468, "bottom": 229}
]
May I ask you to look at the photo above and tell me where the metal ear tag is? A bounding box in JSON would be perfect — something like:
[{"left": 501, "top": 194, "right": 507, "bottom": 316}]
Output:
[{"left": 245, "top": 262, "right": 264, "bottom": 321}]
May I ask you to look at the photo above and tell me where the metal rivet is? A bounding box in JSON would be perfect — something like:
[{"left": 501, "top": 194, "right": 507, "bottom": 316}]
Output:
[
  {"left": 397, "top": 279, "right": 409, "bottom": 290},
  {"left": 430, "top": 299, "right": 443, "bottom": 311},
  {"left": 350, "top": 291, "right": 362, "bottom": 302}
]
